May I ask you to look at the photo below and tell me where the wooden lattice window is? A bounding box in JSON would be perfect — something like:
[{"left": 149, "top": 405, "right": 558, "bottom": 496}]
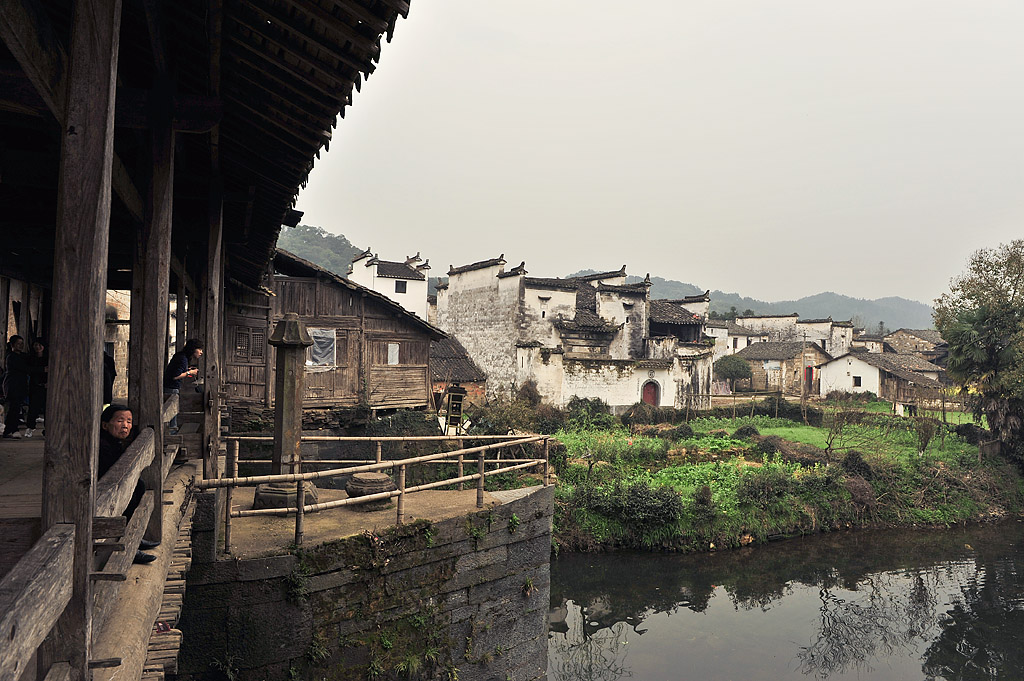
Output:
[{"left": 233, "top": 325, "right": 266, "bottom": 363}]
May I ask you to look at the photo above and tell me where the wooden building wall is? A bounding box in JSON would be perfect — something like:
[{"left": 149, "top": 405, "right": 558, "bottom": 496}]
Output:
[{"left": 224, "top": 274, "right": 433, "bottom": 411}]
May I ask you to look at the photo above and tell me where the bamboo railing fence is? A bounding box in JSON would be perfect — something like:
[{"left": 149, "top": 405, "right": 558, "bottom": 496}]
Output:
[{"left": 196, "top": 434, "right": 551, "bottom": 550}]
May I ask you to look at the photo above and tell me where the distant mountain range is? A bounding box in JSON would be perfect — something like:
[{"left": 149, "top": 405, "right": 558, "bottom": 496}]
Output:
[{"left": 568, "top": 271, "right": 935, "bottom": 331}]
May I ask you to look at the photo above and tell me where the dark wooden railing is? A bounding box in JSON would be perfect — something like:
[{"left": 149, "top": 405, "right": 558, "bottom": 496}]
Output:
[
  {"left": 0, "top": 394, "right": 179, "bottom": 680},
  {"left": 0, "top": 525, "right": 76, "bottom": 681}
]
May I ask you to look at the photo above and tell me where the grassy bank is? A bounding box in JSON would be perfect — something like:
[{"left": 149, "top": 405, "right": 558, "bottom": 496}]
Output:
[{"left": 551, "top": 412, "right": 1024, "bottom": 553}]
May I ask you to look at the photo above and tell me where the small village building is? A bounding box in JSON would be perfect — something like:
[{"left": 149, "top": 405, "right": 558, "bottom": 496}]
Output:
[
  {"left": 884, "top": 328, "right": 948, "bottom": 367},
  {"left": 736, "top": 313, "right": 853, "bottom": 356},
  {"left": 436, "top": 257, "right": 714, "bottom": 411},
  {"left": 347, "top": 248, "right": 431, "bottom": 320},
  {"left": 734, "top": 341, "right": 831, "bottom": 396},
  {"left": 225, "top": 250, "right": 445, "bottom": 412},
  {"left": 430, "top": 336, "right": 488, "bottom": 407},
  {"left": 818, "top": 350, "right": 943, "bottom": 408},
  {"left": 850, "top": 333, "right": 894, "bottom": 353},
  {"left": 705, "top": 319, "right": 767, "bottom": 361}
]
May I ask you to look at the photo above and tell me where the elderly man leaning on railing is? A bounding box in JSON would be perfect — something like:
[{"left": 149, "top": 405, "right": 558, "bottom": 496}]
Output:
[{"left": 97, "top": 405, "right": 160, "bottom": 563}]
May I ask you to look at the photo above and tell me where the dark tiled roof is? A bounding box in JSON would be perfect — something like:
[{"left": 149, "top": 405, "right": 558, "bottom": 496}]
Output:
[
  {"left": 573, "top": 266, "right": 627, "bottom": 282},
  {"left": 852, "top": 352, "right": 943, "bottom": 374},
  {"left": 496, "top": 261, "right": 527, "bottom": 278},
  {"left": 738, "top": 313, "right": 800, "bottom": 319},
  {"left": 430, "top": 337, "right": 487, "bottom": 383},
  {"left": 798, "top": 318, "right": 833, "bottom": 324},
  {"left": 705, "top": 320, "right": 763, "bottom": 336},
  {"left": 649, "top": 300, "right": 703, "bottom": 325},
  {"left": 598, "top": 282, "right": 649, "bottom": 295},
  {"left": 448, "top": 255, "right": 506, "bottom": 276},
  {"left": 552, "top": 313, "right": 619, "bottom": 333},
  {"left": 373, "top": 260, "right": 426, "bottom": 280},
  {"left": 664, "top": 290, "right": 710, "bottom": 304},
  {"left": 889, "top": 328, "right": 946, "bottom": 345},
  {"left": 839, "top": 352, "right": 943, "bottom": 388},
  {"left": 736, "top": 341, "right": 829, "bottom": 361},
  {"left": 275, "top": 249, "right": 446, "bottom": 340},
  {"left": 427, "top": 294, "right": 437, "bottom": 305},
  {"left": 833, "top": 320, "right": 854, "bottom": 328},
  {"left": 524, "top": 277, "right": 579, "bottom": 291}
]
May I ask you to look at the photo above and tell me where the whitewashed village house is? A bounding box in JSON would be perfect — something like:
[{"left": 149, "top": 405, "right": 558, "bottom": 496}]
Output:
[
  {"left": 705, "top": 319, "right": 767, "bottom": 361},
  {"left": 736, "top": 313, "right": 854, "bottom": 357},
  {"left": 818, "top": 350, "right": 943, "bottom": 412},
  {"left": 347, "top": 248, "right": 432, "bottom": 320},
  {"left": 435, "top": 256, "right": 715, "bottom": 411}
]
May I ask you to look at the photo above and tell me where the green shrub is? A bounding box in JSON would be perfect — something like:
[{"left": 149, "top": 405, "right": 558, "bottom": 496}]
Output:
[{"left": 565, "top": 396, "right": 617, "bottom": 431}]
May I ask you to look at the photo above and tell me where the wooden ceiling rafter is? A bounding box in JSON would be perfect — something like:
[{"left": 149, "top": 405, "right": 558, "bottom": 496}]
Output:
[
  {"left": 226, "top": 17, "right": 357, "bottom": 101},
  {"left": 234, "top": 0, "right": 375, "bottom": 76}
]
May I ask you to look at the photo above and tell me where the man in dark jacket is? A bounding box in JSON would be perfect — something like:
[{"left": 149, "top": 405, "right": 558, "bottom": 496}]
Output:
[
  {"left": 163, "top": 338, "right": 203, "bottom": 431},
  {"left": 99, "top": 404, "right": 159, "bottom": 564},
  {"left": 3, "top": 335, "right": 29, "bottom": 438}
]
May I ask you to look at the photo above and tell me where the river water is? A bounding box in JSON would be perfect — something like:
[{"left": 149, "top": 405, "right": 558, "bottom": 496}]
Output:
[{"left": 548, "top": 520, "right": 1024, "bottom": 681}]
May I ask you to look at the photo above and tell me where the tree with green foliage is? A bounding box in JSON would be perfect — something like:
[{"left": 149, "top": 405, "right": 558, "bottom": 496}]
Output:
[
  {"left": 714, "top": 354, "right": 753, "bottom": 391},
  {"left": 934, "top": 240, "right": 1024, "bottom": 457},
  {"left": 275, "top": 224, "right": 363, "bottom": 276}
]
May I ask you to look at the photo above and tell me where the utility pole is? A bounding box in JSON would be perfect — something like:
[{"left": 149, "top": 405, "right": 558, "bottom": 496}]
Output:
[{"left": 801, "top": 331, "right": 808, "bottom": 424}]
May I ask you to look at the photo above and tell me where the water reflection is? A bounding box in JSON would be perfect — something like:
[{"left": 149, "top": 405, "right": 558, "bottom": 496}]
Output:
[{"left": 549, "top": 521, "right": 1024, "bottom": 680}]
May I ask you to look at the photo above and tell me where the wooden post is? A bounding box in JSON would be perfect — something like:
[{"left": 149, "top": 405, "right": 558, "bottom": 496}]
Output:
[
  {"left": 175, "top": 275, "right": 186, "bottom": 352},
  {"left": 396, "top": 464, "right": 406, "bottom": 525},
  {"left": 268, "top": 313, "right": 311, "bottom": 475},
  {"left": 38, "top": 1, "right": 123, "bottom": 677},
  {"left": 543, "top": 438, "right": 550, "bottom": 486},
  {"left": 375, "top": 440, "right": 382, "bottom": 464},
  {"left": 294, "top": 478, "right": 305, "bottom": 546},
  {"left": 476, "top": 452, "right": 485, "bottom": 508},
  {"left": 202, "top": 185, "right": 223, "bottom": 476},
  {"left": 138, "top": 89, "right": 175, "bottom": 543},
  {"left": 224, "top": 438, "right": 238, "bottom": 553},
  {"left": 457, "top": 438, "right": 464, "bottom": 491}
]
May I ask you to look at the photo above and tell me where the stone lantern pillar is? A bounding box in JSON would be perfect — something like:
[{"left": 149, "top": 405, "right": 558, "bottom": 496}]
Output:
[{"left": 253, "top": 313, "right": 318, "bottom": 509}]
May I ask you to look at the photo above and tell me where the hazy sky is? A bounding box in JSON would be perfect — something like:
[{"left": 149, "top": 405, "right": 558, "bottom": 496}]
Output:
[{"left": 295, "top": 1, "right": 1024, "bottom": 305}]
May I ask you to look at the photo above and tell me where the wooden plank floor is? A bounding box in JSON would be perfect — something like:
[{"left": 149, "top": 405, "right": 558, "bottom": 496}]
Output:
[{"left": 0, "top": 438, "right": 44, "bottom": 579}]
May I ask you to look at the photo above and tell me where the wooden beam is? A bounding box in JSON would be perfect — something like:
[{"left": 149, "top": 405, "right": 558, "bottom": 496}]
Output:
[
  {"left": 202, "top": 185, "right": 224, "bottom": 477},
  {"left": 0, "top": 525, "right": 75, "bottom": 681},
  {"left": 0, "top": 0, "right": 67, "bottom": 117},
  {"left": 38, "top": 3, "right": 123, "bottom": 678},
  {"left": 140, "top": 0, "right": 168, "bottom": 76},
  {"left": 0, "top": 0, "right": 145, "bottom": 229},
  {"left": 139, "top": 115, "right": 174, "bottom": 542}
]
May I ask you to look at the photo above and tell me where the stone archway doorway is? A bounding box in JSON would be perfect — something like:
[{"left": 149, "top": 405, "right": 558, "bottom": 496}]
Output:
[{"left": 642, "top": 380, "right": 660, "bottom": 406}]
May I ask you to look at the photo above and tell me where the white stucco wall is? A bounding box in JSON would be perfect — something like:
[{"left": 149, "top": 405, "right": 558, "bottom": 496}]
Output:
[
  {"left": 437, "top": 263, "right": 522, "bottom": 399},
  {"left": 348, "top": 261, "right": 429, "bottom": 320},
  {"left": 819, "top": 355, "right": 881, "bottom": 396}
]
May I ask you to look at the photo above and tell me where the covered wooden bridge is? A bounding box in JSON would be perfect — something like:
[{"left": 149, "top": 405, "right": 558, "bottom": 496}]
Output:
[{"left": 0, "top": 0, "right": 410, "bottom": 679}]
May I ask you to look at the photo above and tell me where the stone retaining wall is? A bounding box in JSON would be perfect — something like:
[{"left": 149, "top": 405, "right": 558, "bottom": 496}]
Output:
[{"left": 175, "top": 486, "right": 552, "bottom": 681}]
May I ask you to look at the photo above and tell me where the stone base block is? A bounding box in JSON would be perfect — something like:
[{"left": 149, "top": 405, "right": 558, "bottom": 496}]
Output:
[{"left": 253, "top": 481, "right": 319, "bottom": 510}]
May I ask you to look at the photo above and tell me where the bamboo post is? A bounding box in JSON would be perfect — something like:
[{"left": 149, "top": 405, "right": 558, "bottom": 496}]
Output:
[
  {"left": 375, "top": 440, "right": 382, "bottom": 464},
  {"left": 294, "top": 477, "right": 305, "bottom": 547},
  {"left": 457, "top": 438, "right": 464, "bottom": 491},
  {"left": 543, "top": 438, "right": 550, "bottom": 486},
  {"left": 476, "top": 452, "right": 485, "bottom": 508},
  {"left": 224, "top": 438, "right": 238, "bottom": 554},
  {"left": 397, "top": 464, "right": 406, "bottom": 525}
]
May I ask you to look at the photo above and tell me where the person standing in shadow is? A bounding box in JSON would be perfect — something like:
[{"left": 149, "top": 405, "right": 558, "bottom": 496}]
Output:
[
  {"left": 2, "top": 335, "right": 29, "bottom": 439},
  {"left": 24, "top": 340, "right": 47, "bottom": 437}
]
